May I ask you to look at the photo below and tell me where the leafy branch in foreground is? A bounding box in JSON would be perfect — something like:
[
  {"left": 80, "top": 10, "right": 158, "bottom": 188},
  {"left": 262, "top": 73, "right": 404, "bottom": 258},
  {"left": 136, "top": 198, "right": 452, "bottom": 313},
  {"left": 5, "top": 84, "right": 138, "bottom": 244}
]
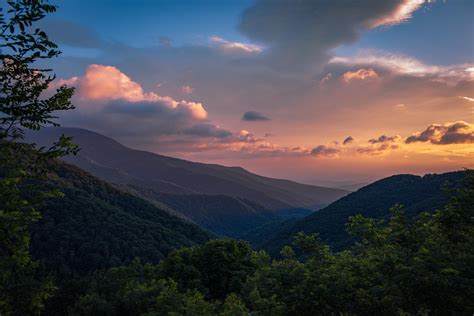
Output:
[{"left": 0, "top": 1, "right": 78, "bottom": 314}]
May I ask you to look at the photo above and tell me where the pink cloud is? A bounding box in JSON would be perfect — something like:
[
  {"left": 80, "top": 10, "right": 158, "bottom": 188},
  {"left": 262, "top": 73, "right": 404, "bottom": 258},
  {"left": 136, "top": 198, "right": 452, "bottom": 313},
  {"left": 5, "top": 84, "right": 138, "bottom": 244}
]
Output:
[
  {"left": 368, "top": 0, "right": 430, "bottom": 28},
  {"left": 342, "top": 68, "right": 379, "bottom": 83},
  {"left": 331, "top": 51, "right": 474, "bottom": 84},
  {"left": 62, "top": 64, "right": 207, "bottom": 120}
]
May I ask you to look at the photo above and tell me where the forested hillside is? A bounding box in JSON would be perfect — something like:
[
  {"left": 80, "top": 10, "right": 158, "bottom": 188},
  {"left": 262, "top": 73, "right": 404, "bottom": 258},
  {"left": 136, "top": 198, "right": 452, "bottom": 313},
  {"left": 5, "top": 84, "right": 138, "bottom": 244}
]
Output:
[
  {"left": 46, "top": 173, "right": 474, "bottom": 315},
  {"left": 31, "top": 160, "right": 211, "bottom": 277},
  {"left": 259, "top": 171, "right": 467, "bottom": 255},
  {"left": 149, "top": 192, "right": 276, "bottom": 238}
]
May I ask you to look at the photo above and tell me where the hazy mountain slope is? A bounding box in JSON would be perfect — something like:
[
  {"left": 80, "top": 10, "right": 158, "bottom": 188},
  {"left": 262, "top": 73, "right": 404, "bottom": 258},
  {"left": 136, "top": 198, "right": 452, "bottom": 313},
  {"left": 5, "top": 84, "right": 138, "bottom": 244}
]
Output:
[
  {"left": 156, "top": 193, "right": 277, "bottom": 238},
  {"left": 109, "top": 184, "right": 278, "bottom": 239},
  {"left": 260, "top": 171, "right": 467, "bottom": 255},
  {"left": 30, "top": 160, "right": 211, "bottom": 277},
  {"left": 28, "top": 127, "right": 348, "bottom": 210}
]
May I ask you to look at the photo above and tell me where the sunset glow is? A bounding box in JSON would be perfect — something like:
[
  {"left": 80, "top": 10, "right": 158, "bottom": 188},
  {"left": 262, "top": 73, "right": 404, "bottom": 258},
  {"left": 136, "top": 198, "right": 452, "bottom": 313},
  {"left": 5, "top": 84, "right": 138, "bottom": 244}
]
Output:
[{"left": 41, "top": 0, "right": 473, "bottom": 186}]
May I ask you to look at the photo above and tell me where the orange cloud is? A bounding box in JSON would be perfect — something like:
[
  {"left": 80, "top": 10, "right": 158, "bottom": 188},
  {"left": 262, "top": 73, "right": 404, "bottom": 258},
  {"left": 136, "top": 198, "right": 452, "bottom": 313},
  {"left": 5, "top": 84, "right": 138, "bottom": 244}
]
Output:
[
  {"left": 406, "top": 121, "right": 474, "bottom": 145},
  {"left": 342, "top": 68, "right": 378, "bottom": 83}
]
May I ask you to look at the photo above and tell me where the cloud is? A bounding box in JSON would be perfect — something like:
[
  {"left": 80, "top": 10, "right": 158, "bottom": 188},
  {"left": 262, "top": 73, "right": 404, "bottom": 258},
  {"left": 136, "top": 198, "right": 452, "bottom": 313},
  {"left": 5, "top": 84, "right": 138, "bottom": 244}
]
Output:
[
  {"left": 331, "top": 51, "right": 474, "bottom": 83},
  {"left": 343, "top": 136, "right": 354, "bottom": 145},
  {"left": 74, "top": 64, "right": 207, "bottom": 120},
  {"left": 54, "top": 64, "right": 218, "bottom": 145},
  {"left": 242, "top": 111, "right": 270, "bottom": 121},
  {"left": 210, "top": 36, "right": 262, "bottom": 54},
  {"left": 356, "top": 143, "right": 400, "bottom": 155},
  {"left": 236, "top": 130, "right": 259, "bottom": 143},
  {"left": 38, "top": 18, "right": 104, "bottom": 48},
  {"left": 55, "top": 64, "right": 308, "bottom": 158},
  {"left": 312, "top": 133, "right": 403, "bottom": 158},
  {"left": 358, "top": 134, "right": 401, "bottom": 155},
  {"left": 367, "top": 0, "right": 429, "bottom": 28},
  {"left": 342, "top": 68, "right": 379, "bottom": 83},
  {"left": 460, "top": 96, "right": 474, "bottom": 102},
  {"left": 368, "top": 135, "right": 402, "bottom": 144},
  {"left": 394, "top": 103, "right": 406, "bottom": 110},
  {"left": 405, "top": 121, "right": 474, "bottom": 145},
  {"left": 181, "top": 85, "right": 194, "bottom": 95},
  {"left": 184, "top": 124, "right": 232, "bottom": 138},
  {"left": 311, "top": 145, "right": 341, "bottom": 157},
  {"left": 239, "top": 0, "right": 429, "bottom": 72}
]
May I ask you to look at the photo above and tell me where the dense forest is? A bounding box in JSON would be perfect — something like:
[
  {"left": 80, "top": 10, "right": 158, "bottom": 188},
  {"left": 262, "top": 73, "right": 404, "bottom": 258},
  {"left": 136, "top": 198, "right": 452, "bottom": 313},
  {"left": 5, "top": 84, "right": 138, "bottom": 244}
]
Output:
[
  {"left": 1, "top": 1, "right": 473, "bottom": 315},
  {"left": 31, "top": 160, "right": 211, "bottom": 277},
  {"left": 258, "top": 171, "right": 467, "bottom": 255},
  {"left": 41, "top": 173, "right": 474, "bottom": 315}
]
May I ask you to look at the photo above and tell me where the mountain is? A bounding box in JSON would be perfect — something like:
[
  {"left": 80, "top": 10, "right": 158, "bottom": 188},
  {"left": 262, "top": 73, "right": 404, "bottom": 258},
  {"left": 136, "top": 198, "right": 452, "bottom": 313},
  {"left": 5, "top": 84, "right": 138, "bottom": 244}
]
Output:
[
  {"left": 259, "top": 170, "right": 467, "bottom": 255},
  {"left": 125, "top": 185, "right": 278, "bottom": 239},
  {"left": 30, "top": 159, "right": 211, "bottom": 277},
  {"left": 27, "top": 127, "right": 348, "bottom": 212}
]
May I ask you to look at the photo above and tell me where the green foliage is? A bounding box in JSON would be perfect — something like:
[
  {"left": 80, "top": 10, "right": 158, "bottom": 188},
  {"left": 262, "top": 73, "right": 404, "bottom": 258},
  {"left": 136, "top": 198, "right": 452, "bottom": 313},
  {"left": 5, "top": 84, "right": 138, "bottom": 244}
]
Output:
[
  {"left": 261, "top": 171, "right": 467, "bottom": 255},
  {"left": 0, "top": 1, "right": 78, "bottom": 313},
  {"left": 243, "top": 172, "right": 474, "bottom": 315},
  {"left": 30, "top": 161, "right": 211, "bottom": 278},
  {"left": 153, "top": 192, "right": 275, "bottom": 239},
  {"left": 70, "top": 257, "right": 244, "bottom": 316},
  {"left": 219, "top": 294, "right": 248, "bottom": 316},
  {"left": 159, "top": 239, "right": 268, "bottom": 300},
  {"left": 52, "top": 173, "right": 472, "bottom": 315},
  {"left": 0, "top": 0, "right": 74, "bottom": 141}
]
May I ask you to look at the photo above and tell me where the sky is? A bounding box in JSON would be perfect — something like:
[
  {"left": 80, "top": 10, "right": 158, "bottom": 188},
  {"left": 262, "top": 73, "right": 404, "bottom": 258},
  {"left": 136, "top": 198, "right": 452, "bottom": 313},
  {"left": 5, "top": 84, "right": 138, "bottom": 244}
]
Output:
[{"left": 37, "top": 0, "right": 473, "bottom": 187}]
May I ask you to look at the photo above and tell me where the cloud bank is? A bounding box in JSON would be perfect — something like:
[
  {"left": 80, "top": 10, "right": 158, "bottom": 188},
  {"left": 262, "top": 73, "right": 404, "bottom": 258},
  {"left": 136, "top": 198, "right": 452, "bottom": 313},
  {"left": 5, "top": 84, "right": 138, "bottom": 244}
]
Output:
[{"left": 239, "top": 0, "right": 430, "bottom": 72}]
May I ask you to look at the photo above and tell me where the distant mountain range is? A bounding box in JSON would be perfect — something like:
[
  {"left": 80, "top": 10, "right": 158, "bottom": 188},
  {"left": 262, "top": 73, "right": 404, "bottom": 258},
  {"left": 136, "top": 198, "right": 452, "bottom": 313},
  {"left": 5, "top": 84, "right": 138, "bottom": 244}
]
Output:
[
  {"left": 27, "top": 127, "right": 467, "bottom": 258},
  {"left": 27, "top": 127, "right": 348, "bottom": 237},
  {"left": 255, "top": 170, "right": 467, "bottom": 255}
]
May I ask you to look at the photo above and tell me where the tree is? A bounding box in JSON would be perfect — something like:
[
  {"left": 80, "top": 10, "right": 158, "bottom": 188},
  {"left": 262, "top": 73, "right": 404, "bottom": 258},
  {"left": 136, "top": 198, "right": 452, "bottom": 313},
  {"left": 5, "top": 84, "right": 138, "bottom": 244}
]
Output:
[
  {"left": 159, "top": 239, "right": 266, "bottom": 300},
  {"left": 66, "top": 173, "right": 473, "bottom": 315},
  {"left": 0, "top": 1, "right": 77, "bottom": 314}
]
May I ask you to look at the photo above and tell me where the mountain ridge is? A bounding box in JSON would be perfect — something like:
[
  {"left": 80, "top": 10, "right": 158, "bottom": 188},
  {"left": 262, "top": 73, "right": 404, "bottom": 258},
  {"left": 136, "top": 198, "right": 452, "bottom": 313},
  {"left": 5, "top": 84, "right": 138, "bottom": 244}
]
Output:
[
  {"left": 27, "top": 127, "right": 348, "bottom": 211},
  {"left": 256, "top": 170, "right": 467, "bottom": 255}
]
